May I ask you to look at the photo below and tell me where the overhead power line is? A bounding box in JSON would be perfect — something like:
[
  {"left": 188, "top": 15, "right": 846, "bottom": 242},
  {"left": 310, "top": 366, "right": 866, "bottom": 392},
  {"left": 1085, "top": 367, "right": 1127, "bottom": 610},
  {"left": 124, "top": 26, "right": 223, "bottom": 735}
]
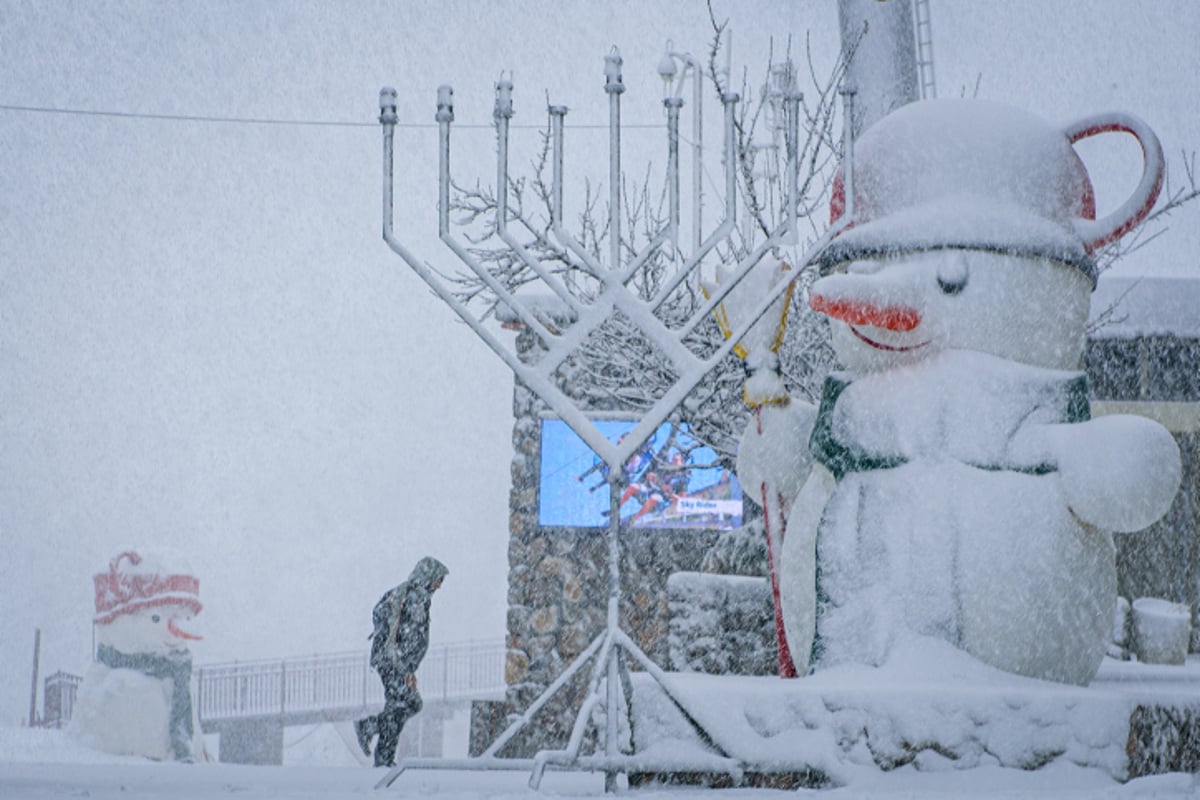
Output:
[
  {"left": 0, "top": 103, "right": 665, "bottom": 130},
  {"left": 0, "top": 103, "right": 375, "bottom": 127}
]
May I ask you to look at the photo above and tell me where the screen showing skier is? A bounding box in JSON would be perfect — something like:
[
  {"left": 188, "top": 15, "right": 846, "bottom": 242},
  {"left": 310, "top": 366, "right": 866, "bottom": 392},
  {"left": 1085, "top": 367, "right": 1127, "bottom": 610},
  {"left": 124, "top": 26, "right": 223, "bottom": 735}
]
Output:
[{"left": 537, "top": 418, "right": 743, "bottom": 530}]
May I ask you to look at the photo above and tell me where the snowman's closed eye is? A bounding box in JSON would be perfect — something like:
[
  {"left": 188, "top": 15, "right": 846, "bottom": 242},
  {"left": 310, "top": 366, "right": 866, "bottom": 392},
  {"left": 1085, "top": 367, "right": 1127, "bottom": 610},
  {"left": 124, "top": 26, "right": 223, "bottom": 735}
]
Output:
[{"left": 937, "top": 257, "right": 969, "bottom": 296}]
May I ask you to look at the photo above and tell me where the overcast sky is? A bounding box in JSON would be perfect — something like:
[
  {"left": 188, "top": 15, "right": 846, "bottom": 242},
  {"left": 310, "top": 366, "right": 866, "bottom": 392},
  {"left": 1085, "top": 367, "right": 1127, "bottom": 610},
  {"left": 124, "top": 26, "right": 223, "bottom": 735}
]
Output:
[{"left": 2, "top": 1, "right": 1197, "bottom": 725}]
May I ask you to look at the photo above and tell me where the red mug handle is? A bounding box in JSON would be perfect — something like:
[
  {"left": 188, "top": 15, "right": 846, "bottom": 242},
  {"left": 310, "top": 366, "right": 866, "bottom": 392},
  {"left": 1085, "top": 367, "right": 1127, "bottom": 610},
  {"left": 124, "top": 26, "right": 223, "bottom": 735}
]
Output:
[{"left": 1064, "top": 112, "right": 1164, "bottom": 253}]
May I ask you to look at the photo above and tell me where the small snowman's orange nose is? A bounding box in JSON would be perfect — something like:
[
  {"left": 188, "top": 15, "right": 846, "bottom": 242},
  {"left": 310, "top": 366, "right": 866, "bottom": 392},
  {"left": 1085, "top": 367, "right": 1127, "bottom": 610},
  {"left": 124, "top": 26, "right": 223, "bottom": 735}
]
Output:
[
  {"left": 168, "top": 618, "right": 202, "bottom": 641},
  {"left": 810, "top": 294, "right": 922, "bottom": 332}
]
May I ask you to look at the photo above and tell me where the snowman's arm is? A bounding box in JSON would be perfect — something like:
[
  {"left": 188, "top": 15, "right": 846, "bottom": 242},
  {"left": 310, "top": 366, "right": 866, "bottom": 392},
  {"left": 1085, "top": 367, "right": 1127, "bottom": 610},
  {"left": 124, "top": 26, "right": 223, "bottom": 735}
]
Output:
[
  {"left": 780, "top": 463, "right": 837, "bottom": 675},
  {"left": 1024, "top": 414, "right": 1181, "bottom": 533},
  {"left": 736, "top": 398, "right": 818, "bottom": 509}
]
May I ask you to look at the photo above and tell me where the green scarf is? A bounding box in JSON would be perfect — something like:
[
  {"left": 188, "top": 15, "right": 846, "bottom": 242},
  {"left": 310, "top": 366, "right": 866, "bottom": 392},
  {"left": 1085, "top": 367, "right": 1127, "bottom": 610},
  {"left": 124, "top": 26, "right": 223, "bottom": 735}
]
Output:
[
  {"left": 809, "top": 372, "right": 1091, "bottom": 481},
  {"left": 97, "top": 643, "right": 195, "bottom": 762}
]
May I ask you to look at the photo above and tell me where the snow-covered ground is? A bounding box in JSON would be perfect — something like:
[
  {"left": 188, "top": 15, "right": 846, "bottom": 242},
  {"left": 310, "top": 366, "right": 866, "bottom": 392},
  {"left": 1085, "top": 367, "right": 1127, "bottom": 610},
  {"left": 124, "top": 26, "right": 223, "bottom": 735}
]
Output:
[
  {"left": 1, "top": 726, "right": 1196, "bottom": 799},
  {"left": 6, "top": 648, "right": 1200, "bottom": 797}
]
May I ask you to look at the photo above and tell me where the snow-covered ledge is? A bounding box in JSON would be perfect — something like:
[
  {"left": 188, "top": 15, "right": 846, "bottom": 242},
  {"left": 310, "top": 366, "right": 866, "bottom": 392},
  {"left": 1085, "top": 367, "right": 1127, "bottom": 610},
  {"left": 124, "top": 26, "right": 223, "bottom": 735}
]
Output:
[{"left": 628, "top": 636, "right": 1200, "bottom": 787}]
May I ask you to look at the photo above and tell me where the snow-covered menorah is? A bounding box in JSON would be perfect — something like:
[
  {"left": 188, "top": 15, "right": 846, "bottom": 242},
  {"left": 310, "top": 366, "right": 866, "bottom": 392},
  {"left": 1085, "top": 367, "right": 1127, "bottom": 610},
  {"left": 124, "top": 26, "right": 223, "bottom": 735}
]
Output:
[
  {"left": 376, "top": 51, "right": 850, "bottom": 790},
  {"left": 378, "top": 51, "right": 825, "bottom": 474}
]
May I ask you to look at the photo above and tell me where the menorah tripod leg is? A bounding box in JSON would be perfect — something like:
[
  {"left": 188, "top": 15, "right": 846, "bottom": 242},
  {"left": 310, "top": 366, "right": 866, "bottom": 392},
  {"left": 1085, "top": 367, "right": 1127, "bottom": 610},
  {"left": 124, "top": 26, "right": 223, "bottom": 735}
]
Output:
[{"left": 523, "top": 626, "right": 735, "bottom": 791}]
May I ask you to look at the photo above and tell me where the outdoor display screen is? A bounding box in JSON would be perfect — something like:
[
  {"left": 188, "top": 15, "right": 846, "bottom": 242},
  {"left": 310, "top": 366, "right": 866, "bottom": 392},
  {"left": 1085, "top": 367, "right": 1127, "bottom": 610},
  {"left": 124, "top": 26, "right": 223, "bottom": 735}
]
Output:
[{"left": 537, "top": 418, "right": 743, "bottom": 529}]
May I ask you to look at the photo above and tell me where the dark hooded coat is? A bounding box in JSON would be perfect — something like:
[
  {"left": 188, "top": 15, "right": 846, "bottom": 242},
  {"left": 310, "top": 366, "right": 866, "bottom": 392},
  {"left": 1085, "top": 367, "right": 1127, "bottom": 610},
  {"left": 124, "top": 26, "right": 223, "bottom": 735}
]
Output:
[{"left": 369, "top": 556, "right": 449, "bottom": 675}]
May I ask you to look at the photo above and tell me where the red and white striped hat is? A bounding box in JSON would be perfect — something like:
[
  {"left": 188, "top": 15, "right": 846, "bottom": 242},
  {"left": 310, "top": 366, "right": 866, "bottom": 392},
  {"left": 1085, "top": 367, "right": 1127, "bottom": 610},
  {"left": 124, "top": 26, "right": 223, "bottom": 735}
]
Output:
[{"left": 93, "top": 549, "right": 202, "bottom": 625}]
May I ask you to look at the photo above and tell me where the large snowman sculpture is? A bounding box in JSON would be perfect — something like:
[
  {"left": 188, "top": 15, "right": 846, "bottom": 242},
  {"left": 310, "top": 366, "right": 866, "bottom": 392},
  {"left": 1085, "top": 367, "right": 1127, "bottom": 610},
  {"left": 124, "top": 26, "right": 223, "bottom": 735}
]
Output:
[
  {"left": 70, "top": 549, "right": 206, "bottom": 761},
  {"left": 740, "top": 99, "right": 1182, "bottom": 686}
]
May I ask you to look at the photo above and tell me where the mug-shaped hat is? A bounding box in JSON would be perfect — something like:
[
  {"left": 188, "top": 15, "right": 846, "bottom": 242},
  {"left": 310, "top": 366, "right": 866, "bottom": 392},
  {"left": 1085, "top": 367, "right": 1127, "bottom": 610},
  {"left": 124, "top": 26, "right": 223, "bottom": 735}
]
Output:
[
  {"left": 93, "top": 549, "right": 202, "bottom": 625},
  {"left": 818, "top": 99, "right": 1164, "bottom": 288}
]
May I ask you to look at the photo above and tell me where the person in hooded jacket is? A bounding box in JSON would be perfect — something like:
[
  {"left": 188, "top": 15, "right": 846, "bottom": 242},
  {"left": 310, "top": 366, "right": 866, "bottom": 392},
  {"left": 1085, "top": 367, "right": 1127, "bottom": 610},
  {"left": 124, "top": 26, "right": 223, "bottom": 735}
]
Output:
[{"left": 354, "top": 556, "right": 448, "bottom": 767}]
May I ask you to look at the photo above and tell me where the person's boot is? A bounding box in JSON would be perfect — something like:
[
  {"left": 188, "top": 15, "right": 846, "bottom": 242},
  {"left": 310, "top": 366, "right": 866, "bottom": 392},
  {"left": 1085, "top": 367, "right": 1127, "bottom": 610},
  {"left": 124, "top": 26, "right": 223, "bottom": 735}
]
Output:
[{"left": 354, "top": 719, "right": 372, "bottom": 757}]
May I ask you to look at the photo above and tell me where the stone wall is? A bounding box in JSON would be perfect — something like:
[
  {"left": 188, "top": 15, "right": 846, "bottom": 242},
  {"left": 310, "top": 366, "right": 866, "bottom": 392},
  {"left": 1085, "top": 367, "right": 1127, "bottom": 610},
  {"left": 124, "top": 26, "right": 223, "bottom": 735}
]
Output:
[
  {"left": 1126, "top": 703, "right": 1200, "bottom": 778},
  {"left": 1086, "top": 335, "right": 1200, "bottom": 650}
]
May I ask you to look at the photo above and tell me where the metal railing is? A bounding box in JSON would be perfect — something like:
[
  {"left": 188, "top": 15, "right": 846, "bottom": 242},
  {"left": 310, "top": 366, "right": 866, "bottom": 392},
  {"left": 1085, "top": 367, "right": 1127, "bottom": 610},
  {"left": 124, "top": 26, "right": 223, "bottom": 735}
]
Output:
[{"left": 195, "top": 640, "right": 505, "bottom": 729}]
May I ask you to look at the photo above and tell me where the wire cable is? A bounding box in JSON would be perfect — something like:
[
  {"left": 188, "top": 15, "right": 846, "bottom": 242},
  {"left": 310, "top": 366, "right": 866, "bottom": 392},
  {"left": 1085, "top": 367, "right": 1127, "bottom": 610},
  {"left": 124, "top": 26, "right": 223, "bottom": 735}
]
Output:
[
  {"left": 0, "top": 103, "right": 375, "bottom": 127},
  {"left": 0, "top": 103, "right": 665, "bottom": 130}
]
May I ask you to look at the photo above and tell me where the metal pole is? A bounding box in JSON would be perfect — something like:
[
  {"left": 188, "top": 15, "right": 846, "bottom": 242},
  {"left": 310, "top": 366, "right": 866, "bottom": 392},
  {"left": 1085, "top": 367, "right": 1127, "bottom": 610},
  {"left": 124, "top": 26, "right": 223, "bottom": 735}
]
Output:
[
  {"left": 840, "top": 85, "right": 858, "bottom": 222},
  {"left": 723, "top": 91, "right": 739, "bottom": 228},
  {"left": 496, "top": 79, "right": 512, "bottom": 226},
  {"left": 659, "top": 49, "right": 703, "bottom": 258},
  {"left": 437, "top": 85, "right": 454, "bottom": 238},
  {"left": 665, "top": 53, "right": 705, "bottom": 256},
  {"left": 605, "top": 49, "right": 623, "bottom": 274},
  {"left": 665, "top": 96, "right": 683, "bottom": 250},
  {"left": 784, "top": 90, "right": 802, "bottom": 244},
  {"left": 28, "top": 628, "right": 41, "bottom": 728},
  {"left": 605, "top": 475, "right": 622, "bottom": 793},
  {"left": 603, "top": 52, "right": 624, "bottom": 792},
  {"left": 379, "top": 87, "right": 398, "bottom": 237},
  {"left": 550, "top": 107, "right": 566, "bottom": 226}
]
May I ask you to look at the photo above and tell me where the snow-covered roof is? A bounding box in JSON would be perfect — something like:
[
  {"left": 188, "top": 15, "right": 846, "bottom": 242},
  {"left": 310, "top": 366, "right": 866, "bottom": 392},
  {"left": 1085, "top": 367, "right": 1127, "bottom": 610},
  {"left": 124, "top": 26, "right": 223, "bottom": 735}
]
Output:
[{"left": 1089, "top": 274, "right": 1200, "bottom": 339}]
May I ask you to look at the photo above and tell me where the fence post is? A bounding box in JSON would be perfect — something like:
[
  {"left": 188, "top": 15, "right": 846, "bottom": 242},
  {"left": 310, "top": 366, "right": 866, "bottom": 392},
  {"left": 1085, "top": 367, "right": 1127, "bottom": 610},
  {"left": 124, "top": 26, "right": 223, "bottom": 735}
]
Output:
[
  {"left": 280, "top": 660, "right": 287, "bottom": 717},
  {"left": 29, "top": 628, "right": 41, "bottom": 728},
  {"left": 442, "top": 646, "right": 449, "bottom": 703}
]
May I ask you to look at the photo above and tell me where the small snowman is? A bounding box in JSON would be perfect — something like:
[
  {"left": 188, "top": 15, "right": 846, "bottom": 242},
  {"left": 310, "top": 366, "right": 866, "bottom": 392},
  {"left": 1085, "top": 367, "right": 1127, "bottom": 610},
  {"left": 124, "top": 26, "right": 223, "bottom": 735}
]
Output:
[
  {"left": 741, "top": 99, "right": 1182, "bottom": 685},
  {"left": 70, "top": 549, "right": 206, "bottom": 761}
]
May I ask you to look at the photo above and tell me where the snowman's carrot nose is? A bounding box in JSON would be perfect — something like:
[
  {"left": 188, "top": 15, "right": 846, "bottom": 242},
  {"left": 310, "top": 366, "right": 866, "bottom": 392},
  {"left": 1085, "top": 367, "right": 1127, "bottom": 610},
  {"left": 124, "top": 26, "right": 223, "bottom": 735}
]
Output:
[
  {"left": 168, "top": 618, "right": 202, "bottom": 641},
  {"left": 809, "top": 294, "right": 922, "bottom": 332}
]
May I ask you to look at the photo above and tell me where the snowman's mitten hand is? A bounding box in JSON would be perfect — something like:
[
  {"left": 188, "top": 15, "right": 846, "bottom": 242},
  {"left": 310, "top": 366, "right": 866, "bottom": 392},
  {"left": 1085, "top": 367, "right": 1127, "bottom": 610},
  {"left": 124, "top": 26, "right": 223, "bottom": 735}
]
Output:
[
  {"left": 1044, "top": 415, "right": 1181, "bottom": 532},
  {"left": 736, "top": 399, "right": 818, "bottom": 509}
]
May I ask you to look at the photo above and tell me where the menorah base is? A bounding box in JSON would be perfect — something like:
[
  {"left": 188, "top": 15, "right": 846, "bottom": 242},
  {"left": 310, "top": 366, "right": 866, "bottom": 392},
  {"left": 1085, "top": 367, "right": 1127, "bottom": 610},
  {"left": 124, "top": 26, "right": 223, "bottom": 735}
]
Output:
[{"left": 374, "top": 626, "right": 732, "bottom": 792}]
